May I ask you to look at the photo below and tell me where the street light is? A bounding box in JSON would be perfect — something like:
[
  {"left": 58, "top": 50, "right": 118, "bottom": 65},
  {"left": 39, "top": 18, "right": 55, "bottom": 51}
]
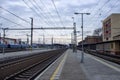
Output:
[{"left": 74, "top": 12, "right": 90, "bottom": 63}]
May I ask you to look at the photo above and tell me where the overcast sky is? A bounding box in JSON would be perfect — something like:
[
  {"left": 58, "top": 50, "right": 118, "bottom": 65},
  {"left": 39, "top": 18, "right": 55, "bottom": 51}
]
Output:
[{"left": 0, "top": 0, "right": 120, "bottom": 44}]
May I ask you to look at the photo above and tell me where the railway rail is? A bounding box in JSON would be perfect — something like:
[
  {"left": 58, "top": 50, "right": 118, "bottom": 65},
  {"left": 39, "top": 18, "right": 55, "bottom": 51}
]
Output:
[
  {"left": 85, "top": 49, "right": 120, "bottom": 64},
  {"left": 0, "top": 49, "right": 67, "bottom": 80}
]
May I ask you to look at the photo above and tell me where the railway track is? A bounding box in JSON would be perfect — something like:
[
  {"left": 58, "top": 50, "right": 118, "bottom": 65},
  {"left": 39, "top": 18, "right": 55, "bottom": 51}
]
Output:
[
  {"left": 0, "top": 49, "right": 67, "bottom": 80},
  {"left": 85, "top": 49, "right": 120, "bottom": 64}
]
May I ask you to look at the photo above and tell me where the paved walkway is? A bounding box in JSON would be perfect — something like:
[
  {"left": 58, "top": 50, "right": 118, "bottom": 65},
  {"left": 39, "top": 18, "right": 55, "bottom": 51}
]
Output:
[
  {"left": 0, "top": 48, "right": 52, "bottom": 61},
  {"left": 36, "top": 49, "right": 87, "bottom": 80},
  {"left": 59, "top": 50, "right": 87, "bottom": 80}
]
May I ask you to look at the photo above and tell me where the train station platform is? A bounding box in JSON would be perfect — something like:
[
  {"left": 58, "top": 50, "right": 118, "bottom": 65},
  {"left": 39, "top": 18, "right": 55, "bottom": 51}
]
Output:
[
  {"left": 35, "top": 49, "right": 120, "bottom": 80},
  {"left": 0, "top": 48, "right": 52, "bottom": 61}
]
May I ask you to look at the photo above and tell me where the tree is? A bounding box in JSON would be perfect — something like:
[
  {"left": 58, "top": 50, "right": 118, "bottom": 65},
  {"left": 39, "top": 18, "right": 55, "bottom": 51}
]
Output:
[{"left": 93, "top": 28, "right": 102, "bottom": 36}]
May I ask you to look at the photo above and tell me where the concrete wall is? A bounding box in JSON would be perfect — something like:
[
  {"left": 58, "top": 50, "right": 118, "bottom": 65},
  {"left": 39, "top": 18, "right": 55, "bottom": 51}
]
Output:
[
  {"left": 111, "top": 14, "right": 120, "bottom": 40},
  {"left": 103, "top": 14, "right": 120, "bottom": 41}
]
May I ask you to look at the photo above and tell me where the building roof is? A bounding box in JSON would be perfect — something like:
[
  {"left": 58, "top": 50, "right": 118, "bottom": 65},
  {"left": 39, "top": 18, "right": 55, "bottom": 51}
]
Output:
[{"left": 103, "top": 13, "right": 120, "bottom": 22}]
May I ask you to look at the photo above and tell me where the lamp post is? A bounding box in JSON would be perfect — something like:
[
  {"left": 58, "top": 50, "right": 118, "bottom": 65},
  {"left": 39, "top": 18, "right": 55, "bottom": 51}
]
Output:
[{"left": 74, "top": 12, "right": 90, "bottom": 63}]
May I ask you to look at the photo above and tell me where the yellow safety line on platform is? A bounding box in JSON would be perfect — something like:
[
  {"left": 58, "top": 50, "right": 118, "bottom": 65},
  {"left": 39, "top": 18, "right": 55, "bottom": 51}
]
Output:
[
  {"left": 50, "top": 52, "right": 68, "bottom": 80},
  {"left": 88, "top": 54, "right": 120, "bottom": 72}
]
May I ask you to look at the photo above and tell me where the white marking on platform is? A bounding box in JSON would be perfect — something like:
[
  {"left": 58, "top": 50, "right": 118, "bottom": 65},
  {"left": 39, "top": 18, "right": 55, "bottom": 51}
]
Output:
[{"left": 87, "top": 54, "right": 120, "bottom": 72}]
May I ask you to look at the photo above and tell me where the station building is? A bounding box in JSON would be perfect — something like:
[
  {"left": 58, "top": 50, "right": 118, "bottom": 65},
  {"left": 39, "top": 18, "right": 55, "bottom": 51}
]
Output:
[
  {"left": 103, "top": 13, "right": 120, "bottom": 41},
  {"left": 101, "top": 13, "right": 120, "bottom": 54},
  {"left": 78, "top": 13, "right": 120, "bottom": 55}
]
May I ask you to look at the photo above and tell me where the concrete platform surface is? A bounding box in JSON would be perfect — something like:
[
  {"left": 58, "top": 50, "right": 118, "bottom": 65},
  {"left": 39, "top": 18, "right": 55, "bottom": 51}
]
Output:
[
  {"left": 0, "top": 48, "right": 53, "bottom": 61},
  {"left": 36, "top": 49, "right": 87, "bottom": 80},
  {"left": 79, "top": 51, "right": 120, "bottom": 80},
  {"left": 35, "top": 49, "right": 120, "bottom": 80}
]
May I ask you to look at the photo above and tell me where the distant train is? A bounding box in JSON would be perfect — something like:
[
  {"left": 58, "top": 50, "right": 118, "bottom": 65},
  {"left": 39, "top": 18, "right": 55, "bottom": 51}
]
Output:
[{"left": 0, "top": 44, "right": 29, "bottom": 49}]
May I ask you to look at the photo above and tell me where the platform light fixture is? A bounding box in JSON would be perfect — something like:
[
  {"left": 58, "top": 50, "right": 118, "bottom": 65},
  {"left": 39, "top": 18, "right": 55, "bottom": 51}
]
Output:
[{"left": 74, "top": 12, "right": 90, "bottom": 63}]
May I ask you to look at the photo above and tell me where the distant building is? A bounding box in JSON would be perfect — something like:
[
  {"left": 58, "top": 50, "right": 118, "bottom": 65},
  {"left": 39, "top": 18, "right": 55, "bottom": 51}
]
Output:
[
  {"left": 78, "top": 36, "right": 102, "bottom": 45},
  {"left": 0, "top": 37, "right": 21, "bottom": 45},
  {"left": 84, "top": 36, "right": 102, "bottom": 44},
  {"left": 0, "top": 37, "right": 28, "bottom": 45},
  {"left": 103, "top": 13, "right": 120, "bottom": 41},
  {"left": 101, "top": 13, "right": 120, "bottom": 54}
]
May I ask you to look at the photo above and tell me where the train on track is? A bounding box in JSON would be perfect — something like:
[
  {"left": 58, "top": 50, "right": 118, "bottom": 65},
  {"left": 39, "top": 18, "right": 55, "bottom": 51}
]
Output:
[{"left": 0, "top": 44, "right": 29, "bottom": 49}]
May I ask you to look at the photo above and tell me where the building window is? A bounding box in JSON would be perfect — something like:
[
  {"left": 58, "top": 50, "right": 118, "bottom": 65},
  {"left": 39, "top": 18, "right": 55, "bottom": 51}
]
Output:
[
  {"left": 111, "top": 43, "right": 113, "bottom": 49},
  {"left": 119, "top": 42, "right": 120, "bottom": 49},
  {"left": 106, "top": 38, "right": 108, "bottom": 40}
]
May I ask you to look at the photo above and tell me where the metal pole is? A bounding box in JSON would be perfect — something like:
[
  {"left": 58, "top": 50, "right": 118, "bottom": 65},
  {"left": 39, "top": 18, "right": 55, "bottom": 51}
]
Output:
[
  {"left": 74, "top": 12, "right": 90, "bottom": 63},
  {"left": 2, "top": 28, "right": 5, "bottom": 54},
  {"left": 0, "top": 33, "right": 2, "bottom": 44},
  {"left": 30, "top": 18, "right": 33, "bottom": 50},
  {"left": 26, "top": 34, "right": 29, "bottom": 44},
  {"left": 74, "top": 22, "right": 77, "bottom": 53},
  {"left": 43, "top": 34, "right": 45, "bottom": 44},
  {"left": 71, "top": 33, "right": 73, "bottom": 49},
  {"left": 81, "top": 14, "right": 84, "bottom": 63},
  {"left": 51, "top": 36, "right": 53, "bottom": 49}
]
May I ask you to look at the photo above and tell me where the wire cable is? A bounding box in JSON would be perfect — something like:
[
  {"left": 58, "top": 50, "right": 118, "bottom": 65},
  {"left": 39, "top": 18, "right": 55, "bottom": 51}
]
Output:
[
  {"left": 0, "top": 16, "right": 26, "bottom": 27},
  {"left": 0, "top": 6, "right": 31, "bottom": 24},
  {"left": 22, "top": 0, "right": 49, "bottom": 26},
  {"left": 38, "top": 0, "right": 58, "bottom": 27},
  {"left": 51, "top": 0, "right": 65, "bottom": 27},
  {"left": 31, "top": 0, "right": 54, "bottom": 27}
]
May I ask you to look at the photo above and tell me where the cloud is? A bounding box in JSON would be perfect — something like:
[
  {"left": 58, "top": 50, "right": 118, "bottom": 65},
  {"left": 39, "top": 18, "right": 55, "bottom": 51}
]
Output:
[{"left": 0, "top": 0, "right": 120, "bottom": 43}]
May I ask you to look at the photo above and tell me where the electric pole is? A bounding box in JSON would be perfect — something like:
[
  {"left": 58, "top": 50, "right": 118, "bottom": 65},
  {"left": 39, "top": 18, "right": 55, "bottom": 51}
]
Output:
[
  {"left": 73, "top": 22, "right": 77, "bottom": 53},
  {"left": 51, "top": 36, "right": 54, "bottom": 49},
  {"left": 26, "top": 34, "right": 29, "bottom": 45},
  {"left": 30, "top": 17, "right": 33, "bottom": 50},
  {"left": 2, "top": 28, "right": 8, "bottom": 54}
]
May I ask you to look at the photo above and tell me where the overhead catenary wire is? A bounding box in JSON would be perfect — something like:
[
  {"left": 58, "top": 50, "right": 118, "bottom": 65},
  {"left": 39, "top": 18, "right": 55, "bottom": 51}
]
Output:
[
  {"left": 38, "top": 0, "right": 58, "bottom": 27},
  {"left": 0, "top": 6, "right": 31, "bottom": 24},
  {"left": 51, "top": 0, "right": 65, "bottom": 27},
  {"left": 0, "top": 16, "right": 26, "bottom": 27},
  {"left": 22, "top": 0, "right": 49, "bottom": 26},
  {"left": 87, "top": 0, "right": 111, "bottom": 27},
  {"left": 94, "top": 0, "right": 120, "bottom": 29},
  {"left": 29, "top": 0, "right": 50, "bottom": 26},
  {"left": 103, "top": 0, "right": 120, "bottom": 18},
  {"left": 51, "top": 0, "right": 67, "bottom": 38},
  {"left": 31, "top": 0, "right": 54, "bottom": 27}
]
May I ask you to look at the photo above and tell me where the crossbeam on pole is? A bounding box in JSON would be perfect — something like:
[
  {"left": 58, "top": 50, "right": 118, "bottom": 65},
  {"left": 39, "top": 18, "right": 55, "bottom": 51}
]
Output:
[{"left": 8, "top": 27, "right": 74, "bottom": 30}]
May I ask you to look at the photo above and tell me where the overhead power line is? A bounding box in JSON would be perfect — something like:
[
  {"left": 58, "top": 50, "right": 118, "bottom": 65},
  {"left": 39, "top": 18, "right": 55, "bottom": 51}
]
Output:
[
  {"left": 39, "top": 0, "right": 58, "bottom": 27},
  {"left": 0, "top": 16, "right": 26, "bottom": 27},
  {"left": 22, "top": 0, "right": 47, "bottom": 26},
  {"left": 88, "top": 0, "right": 111, "bottom": 27},
  {"left": 51, "top": 0, "right": 65, "bottom": 27},
  {"left": 0, "top": 6, "right": 30, "bottom": 24},
  {"left": 30, "top": 0, "right": 53, "bottom": 27},
  {"left": 23, "top": 0, "right": 53, "bottom": 27}
]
